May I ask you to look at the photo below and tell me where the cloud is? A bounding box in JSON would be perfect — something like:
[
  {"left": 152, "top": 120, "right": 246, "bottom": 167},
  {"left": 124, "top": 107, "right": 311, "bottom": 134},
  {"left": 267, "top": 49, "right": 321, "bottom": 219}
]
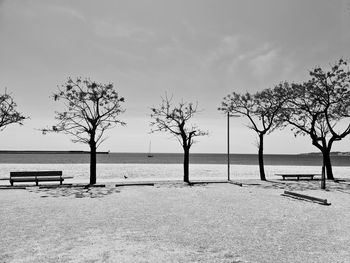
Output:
[
  {"left": 200, "top": 34, "right": 297, "bottom": 93},
  {"left": 202, "top": 35, "right": 242, "bottom": 69},
  {"left": 92, "top": 20, "right": 155, "bottom": 42},
  {"left": 155, "top": 36, "right": 195, "bottom": 61},
  {"left": 201, "top": 35, "right": 279, "bottom": 74},
  {"left": 248, "top": 46, "right": 281, "bottom": 78},
  {"left": 206, "top": 35, "right": 291, "bottom": 76},
  {"left": 53, "top": 6, "right": 86, "bottom": 23}
]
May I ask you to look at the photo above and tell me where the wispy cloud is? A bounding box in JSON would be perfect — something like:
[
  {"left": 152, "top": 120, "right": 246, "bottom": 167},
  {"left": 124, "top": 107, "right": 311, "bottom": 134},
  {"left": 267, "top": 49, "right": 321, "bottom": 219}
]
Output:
[
  {"left": 203, "top": 35, "right": 295, "bottom": 84},
  {"left": 248, "top": 46, "right": 282, "bottom": 78},
  {"left": 155, "top": 36, "right": 195, "bottom": 60},
  {"left": 53, "top": 6, "right": 86, "bottom": 23},
  {"left": 92, "top": 20, "right": 155, "bottom": 42},
  {"left": 202, "top": 35, "right": 243, "bottom": 69}
]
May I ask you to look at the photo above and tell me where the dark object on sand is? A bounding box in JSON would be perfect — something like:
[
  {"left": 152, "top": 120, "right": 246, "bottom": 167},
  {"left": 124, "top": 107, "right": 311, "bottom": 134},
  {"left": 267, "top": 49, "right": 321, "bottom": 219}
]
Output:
[
  {"left": 9, "top": 171, "right": 70, "bottom": 186},
  {"left": 115, "top": 182, "right": 154, "bottom": 187},
  {"left": 282, "top": 190, "right": 331, "bottom": 205},
  {"left": 275, "top": 173, "right": 320, "bottom": 180}
]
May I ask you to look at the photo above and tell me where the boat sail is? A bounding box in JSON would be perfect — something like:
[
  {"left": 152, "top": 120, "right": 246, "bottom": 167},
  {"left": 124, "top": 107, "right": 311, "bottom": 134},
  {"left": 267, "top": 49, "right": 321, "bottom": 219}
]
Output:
[{"left": 147, "top": 140, "right": 153, "bottom": 157}]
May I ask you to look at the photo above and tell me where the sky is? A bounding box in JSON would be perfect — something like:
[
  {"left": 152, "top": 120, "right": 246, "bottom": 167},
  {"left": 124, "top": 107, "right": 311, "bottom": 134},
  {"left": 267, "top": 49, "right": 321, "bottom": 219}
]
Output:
[{"left": 0, "top": 0, "right": 350, "bottom": 154}]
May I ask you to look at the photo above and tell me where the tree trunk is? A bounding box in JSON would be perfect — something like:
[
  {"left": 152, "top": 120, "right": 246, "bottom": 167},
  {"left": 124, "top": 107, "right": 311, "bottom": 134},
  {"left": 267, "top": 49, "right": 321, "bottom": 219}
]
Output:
[
  {"left": 323, "top": 149, "right": 334, "bottom": 180},
  {"left": 258, "top": 134, "right": 266, "bottom": 181},
  {"left": 183, "top": 147, "right": 190, "bottom": 183},
  {"left": 89, "top": 141, "right": 97, "bottom": 185}
]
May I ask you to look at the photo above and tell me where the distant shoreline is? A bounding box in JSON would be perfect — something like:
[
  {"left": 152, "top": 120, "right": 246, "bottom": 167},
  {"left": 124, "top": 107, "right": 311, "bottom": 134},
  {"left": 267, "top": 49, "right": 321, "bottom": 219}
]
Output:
[
  {"left": 0, "top": 150, "right": 349, "bottom": 156},
  {"left": 299, "top": 151, "right": 350, "bottom": 156},
  {"left": 0, "top": 150, "right": 109, "bottom": 154}
]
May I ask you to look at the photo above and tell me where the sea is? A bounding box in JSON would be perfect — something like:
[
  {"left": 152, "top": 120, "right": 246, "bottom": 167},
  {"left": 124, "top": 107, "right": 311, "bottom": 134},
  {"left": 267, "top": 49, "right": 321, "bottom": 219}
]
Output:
[{"left": 0, "top": 152, "right": 350, "bottom": 184}]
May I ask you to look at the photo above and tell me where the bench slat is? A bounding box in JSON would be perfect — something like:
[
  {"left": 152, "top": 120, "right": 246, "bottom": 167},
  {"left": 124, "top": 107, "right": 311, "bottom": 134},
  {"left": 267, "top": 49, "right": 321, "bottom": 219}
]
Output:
[
  {"left": 10, "top": 178, "right": 64, "bottom": 182},
  {"left": 36, "top": 177, "right": 64, "bottom": 181},
  {"left": 12, "top": 176, "right": 62, "bottom": 180},
  {"left": 275, "top": 174, "right": 320, "bottom": 176},
  {"left": 11, "top": 178, "right": 38, "bottom": 182},
  {"left": 12, "top": 177, "right": 63, "bottom": 180}
]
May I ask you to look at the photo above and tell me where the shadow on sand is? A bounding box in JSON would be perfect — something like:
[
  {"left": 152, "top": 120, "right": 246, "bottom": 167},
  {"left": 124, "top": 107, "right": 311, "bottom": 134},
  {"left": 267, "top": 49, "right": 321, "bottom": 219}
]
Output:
[
  {"left": 26, "top": 185, "right": 121, "bottom": 199},
  {"left": 246, "top": 178, "right": 350, "bottom": 192}
]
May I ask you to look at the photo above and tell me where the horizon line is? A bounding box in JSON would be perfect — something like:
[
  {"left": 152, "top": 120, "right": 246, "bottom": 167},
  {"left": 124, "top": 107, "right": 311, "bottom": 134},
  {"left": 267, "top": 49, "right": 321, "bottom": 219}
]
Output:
[{"left": 0, "top": 150, "right": 346, "bottom": 155}]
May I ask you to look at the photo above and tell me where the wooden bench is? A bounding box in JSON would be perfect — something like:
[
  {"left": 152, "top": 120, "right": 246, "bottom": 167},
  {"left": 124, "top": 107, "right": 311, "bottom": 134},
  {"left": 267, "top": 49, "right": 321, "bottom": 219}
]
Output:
[
  {"left": 10, "top": 171, "right": 64, "bottom": 186},
  {"left": 275, "top": 174, "right": 320, "bottom": 180}
]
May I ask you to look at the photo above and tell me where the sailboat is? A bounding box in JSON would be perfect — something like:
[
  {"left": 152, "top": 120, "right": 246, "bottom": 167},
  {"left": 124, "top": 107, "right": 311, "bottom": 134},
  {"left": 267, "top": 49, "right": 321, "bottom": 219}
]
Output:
[{"left": 147, "top": 140, "right": 154, "bottom": 158}]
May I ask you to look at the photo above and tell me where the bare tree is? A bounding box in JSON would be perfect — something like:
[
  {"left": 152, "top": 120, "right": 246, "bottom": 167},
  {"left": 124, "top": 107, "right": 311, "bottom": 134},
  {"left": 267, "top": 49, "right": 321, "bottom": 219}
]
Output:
[
  {"left": 150, "top": 95, "right": 208, "bottom": 183},
  {"left": 281, "top": 59, "right": 350, "bottom": 182},
  {"left": 0, "top": 90, "right": 27, "bottom": 130},
  {"left": 219, "top": 84, "right": 287, "bottom": 180},
  {"left": 43, "top": 77, "right": 126, "bottom": 185}
]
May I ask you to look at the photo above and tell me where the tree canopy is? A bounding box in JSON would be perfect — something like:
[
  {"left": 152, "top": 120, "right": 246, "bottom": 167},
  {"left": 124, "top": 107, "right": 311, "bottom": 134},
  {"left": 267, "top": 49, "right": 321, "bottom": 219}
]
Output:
[
  {"left": 0, "top": 91, "right": 27, "bottom": 130},
  {"left": 150, "top": 96, "right": 207, "bottom": 147},
  {"left": 45, "top": 78, "right": 126, "bottom": 146},
  {"left": 220, "top": 84, "right": 287, "bottom": 136}
]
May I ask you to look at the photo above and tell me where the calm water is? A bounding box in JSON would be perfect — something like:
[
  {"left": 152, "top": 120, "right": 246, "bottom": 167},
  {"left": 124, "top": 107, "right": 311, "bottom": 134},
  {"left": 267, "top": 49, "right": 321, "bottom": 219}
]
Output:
[
  {"left": 0, "top": 152, "right": 349, "bottom": 166},
  {"left": 0, "top": 152, "right": 349, "bottom": 184}
]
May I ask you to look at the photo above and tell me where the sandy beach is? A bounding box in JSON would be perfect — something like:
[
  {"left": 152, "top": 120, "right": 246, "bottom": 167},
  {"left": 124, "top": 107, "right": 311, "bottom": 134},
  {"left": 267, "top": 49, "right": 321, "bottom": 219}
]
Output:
[{"left": 1, "top": 179, "right": 349, "bottom": 263}]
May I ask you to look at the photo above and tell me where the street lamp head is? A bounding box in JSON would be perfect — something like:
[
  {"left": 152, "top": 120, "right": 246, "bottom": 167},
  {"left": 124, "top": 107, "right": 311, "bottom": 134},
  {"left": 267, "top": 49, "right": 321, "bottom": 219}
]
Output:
[{"left": 228, "top": 113, "right": 240, "bottom": 118}]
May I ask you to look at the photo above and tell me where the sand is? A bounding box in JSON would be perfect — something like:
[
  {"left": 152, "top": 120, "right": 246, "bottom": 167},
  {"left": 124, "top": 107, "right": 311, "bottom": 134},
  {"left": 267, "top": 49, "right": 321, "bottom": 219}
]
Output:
[{"left": 0, "top": 179, "right": 349, "bottom": 263}]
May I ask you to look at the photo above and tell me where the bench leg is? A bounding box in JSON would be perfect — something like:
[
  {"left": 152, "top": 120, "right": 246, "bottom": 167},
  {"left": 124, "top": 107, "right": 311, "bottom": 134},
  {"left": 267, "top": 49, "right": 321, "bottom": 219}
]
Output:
[
  {"left": 36, "top": 179, "right": 38, "bottom": 186},
  {"left": 10, "top": 181, "right": 13, "bottom": 186}
]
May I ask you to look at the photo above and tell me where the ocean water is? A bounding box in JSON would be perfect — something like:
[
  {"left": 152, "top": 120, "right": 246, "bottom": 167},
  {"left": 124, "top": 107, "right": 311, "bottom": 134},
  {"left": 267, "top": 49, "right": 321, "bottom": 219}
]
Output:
[
  {"left": 1, "top": 152, "right": 350, "bottom": 165},
  {"left": 0, "top": 153, "right": 349, "bottom": 184}
]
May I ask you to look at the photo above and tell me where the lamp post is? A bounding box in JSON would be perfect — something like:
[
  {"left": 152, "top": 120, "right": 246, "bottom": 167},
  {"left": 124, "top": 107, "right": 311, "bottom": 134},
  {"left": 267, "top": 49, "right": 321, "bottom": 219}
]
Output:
[
  {"left": 321, "top": 161, "right": 326, "bottom": 190},
  {"left": 227, "top": 112, "right": 239, "bottom": 181}
]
